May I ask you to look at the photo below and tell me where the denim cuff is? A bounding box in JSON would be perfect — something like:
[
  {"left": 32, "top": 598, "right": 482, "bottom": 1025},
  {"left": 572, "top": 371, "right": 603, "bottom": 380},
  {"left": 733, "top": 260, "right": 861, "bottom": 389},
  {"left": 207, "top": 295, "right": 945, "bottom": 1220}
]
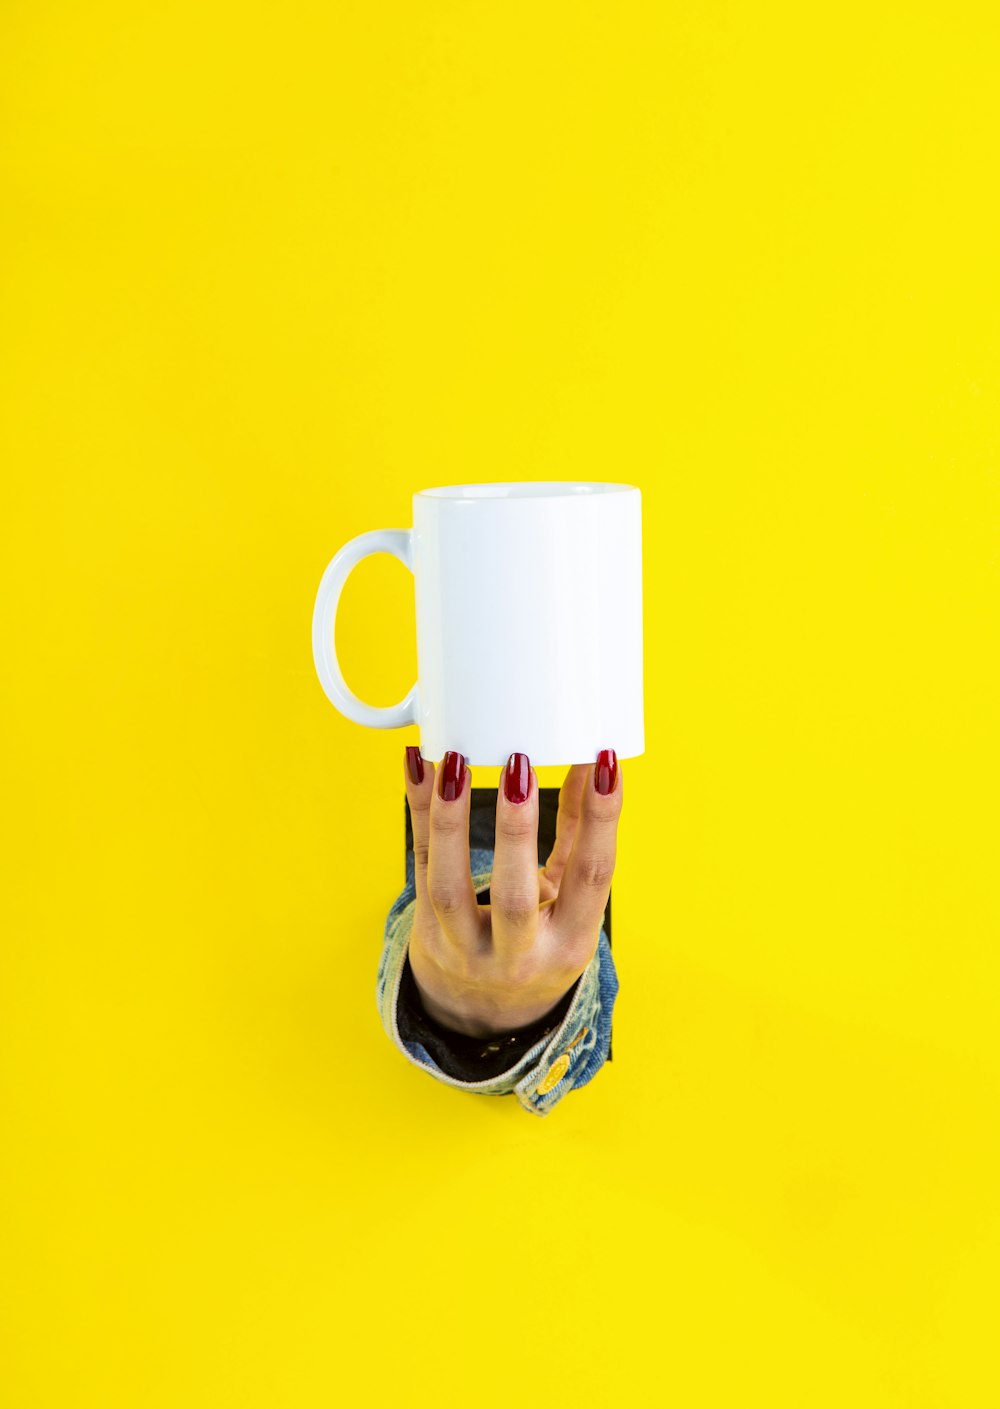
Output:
[{"left": 376, "top": 847, "right": 619, "bottom": 1117}]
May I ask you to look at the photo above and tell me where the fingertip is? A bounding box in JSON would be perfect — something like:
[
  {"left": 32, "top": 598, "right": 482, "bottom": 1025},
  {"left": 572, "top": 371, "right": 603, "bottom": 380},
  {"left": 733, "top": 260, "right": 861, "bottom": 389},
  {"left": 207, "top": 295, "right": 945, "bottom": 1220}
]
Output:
[
  {"left": 594, "top": 748, "right": 619, "bottom": 799},
  {"left": 501, "top": 751, "right": 533, "bottom": 807},
  {"left": 405, "top": 744, "right": 426, "bottom": 788},
  {"left": 436, "top": 750, "right": 469, "bottom": 803}
]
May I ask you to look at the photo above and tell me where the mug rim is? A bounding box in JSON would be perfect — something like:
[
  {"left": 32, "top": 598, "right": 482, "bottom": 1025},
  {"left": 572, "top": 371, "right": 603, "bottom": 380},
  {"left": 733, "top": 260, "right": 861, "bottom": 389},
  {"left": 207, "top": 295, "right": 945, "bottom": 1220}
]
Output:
[{"left": 414, "top": 481, "right": 639, "bottom": 500}]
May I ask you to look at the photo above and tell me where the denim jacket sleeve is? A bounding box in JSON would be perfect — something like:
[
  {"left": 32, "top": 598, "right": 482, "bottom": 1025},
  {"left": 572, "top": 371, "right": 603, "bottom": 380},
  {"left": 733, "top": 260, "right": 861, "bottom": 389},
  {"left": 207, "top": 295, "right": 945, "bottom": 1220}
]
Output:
[{"left": 376, "top": 845, "right": 619, "bottom": 1117}]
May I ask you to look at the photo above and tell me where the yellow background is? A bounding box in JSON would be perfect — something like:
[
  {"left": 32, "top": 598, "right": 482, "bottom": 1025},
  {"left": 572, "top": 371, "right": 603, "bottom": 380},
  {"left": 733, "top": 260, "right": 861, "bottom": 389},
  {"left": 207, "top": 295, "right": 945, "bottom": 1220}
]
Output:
[{"left": 2, "top": 2, "right": 998, "bottom": 1405}]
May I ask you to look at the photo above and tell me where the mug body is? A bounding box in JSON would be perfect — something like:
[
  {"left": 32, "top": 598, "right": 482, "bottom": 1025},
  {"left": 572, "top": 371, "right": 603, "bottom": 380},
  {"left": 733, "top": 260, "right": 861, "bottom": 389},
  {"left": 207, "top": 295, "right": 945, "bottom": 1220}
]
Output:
[{"left": 412, "top": 482, "right": 644, "bottom": 767}]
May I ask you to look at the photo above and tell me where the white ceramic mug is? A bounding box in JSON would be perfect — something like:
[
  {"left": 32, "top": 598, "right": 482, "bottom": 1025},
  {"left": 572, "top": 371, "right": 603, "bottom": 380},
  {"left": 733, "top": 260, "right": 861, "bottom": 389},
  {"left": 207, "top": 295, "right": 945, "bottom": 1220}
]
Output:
[{"left": 311, "top": 481, "right": 644, "bottom": 767}]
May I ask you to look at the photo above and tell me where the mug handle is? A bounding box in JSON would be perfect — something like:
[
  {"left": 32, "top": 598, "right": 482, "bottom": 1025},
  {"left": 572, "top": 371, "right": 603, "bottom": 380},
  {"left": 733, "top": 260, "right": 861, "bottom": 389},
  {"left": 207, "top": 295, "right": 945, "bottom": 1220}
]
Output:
[{"left": 311, "top": 528, "right": 419, "bottom": 728}]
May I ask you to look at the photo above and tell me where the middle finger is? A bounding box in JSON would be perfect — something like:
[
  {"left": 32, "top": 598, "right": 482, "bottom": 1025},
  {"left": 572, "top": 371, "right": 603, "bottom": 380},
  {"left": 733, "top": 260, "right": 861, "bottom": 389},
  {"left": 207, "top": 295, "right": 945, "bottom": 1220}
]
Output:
[{"left": 490, "top": 751, "right": 541, "bottom": 958}]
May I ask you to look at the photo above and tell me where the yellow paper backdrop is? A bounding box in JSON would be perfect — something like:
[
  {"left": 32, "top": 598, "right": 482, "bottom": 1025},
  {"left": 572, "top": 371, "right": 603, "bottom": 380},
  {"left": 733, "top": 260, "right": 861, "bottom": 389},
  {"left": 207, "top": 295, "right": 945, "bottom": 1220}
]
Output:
[{"left": 2, "top": 3, "right": 997, "bottom": 1405}]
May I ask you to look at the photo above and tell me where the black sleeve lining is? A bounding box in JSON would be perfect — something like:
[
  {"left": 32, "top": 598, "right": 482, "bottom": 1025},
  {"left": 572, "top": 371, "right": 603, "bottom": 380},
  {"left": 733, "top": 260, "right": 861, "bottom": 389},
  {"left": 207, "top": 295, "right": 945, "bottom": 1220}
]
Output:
[{"left": 397, "top": 930, "right": 580, "bottom": 1083}]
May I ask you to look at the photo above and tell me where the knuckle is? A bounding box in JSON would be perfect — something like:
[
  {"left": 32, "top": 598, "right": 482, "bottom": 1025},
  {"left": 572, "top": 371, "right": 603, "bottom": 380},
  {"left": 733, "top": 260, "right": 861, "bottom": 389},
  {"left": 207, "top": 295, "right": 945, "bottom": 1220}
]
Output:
[
  {"left": 431, "top": 805, "right": 466, "bottom": 838},
  {"left": 496, "top": 812, "right": 537, "bottom": 845},
  {"left": 577, "top": 852, "right": 616, "bottom": 893},
  {"left": 413, "top": 839, "right": 431, "bottom": 873},
  {"left": 409, "top": 789, "right": 433, "bottom": 818},
  {"left": 427, "top": 881, "right": 465, "bottom": 919},
  {"left": 493, "top": 892, "right": 537, "bottom": 927}
]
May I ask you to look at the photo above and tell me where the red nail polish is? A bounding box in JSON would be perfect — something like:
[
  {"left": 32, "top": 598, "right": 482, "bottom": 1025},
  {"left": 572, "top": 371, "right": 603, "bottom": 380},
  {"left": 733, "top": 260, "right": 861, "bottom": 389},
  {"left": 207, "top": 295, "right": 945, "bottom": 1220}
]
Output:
[
  {"left": 595, "top": 748, "right": 618, "bottom": 796},
  {"left": 504, "top": 752, "right": 530, "bottom": 805},
  {"left": 439, "top": 751, "right": 467, "bottom": 802},
  {"left": 405, "top": 746, "right": 424, "bottom": 785}
]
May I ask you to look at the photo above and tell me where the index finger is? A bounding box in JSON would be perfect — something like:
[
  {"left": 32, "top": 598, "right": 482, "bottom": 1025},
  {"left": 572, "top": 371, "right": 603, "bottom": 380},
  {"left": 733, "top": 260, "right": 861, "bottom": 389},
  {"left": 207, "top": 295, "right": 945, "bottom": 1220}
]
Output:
[{"left": 550, "top": 750, "right": 623, "bottom": 962}]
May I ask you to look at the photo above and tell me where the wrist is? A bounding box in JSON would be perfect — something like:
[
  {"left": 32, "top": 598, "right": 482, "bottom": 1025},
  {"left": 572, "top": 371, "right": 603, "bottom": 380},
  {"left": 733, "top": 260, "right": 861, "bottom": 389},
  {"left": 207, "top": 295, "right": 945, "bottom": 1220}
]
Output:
[{"left": 413, "top": 979, "right": 574, "bottom": 1040}]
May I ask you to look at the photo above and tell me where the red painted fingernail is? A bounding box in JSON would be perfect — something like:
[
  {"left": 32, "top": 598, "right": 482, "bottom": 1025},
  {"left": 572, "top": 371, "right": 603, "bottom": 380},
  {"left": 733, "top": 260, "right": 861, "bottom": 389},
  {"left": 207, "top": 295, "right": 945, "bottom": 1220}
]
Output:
[
  {"left": 439, "top": 751, "right": 467, "bottom": 802},
  {"left": 595, "top": 748, "right": 618, "bottom": 796},
  {"left": 405, "top": 746, "right": 424, "bottom": 785},
  {"left": 504, "top": 752, "right": 530, "bottom": 805}
]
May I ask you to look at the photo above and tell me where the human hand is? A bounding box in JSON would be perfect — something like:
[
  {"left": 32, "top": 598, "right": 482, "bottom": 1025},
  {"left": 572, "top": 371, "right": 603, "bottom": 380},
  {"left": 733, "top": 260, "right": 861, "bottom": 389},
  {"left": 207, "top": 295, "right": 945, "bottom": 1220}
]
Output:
[{"left": 402, "top": 746, "right": 623, "bottom": 1038}]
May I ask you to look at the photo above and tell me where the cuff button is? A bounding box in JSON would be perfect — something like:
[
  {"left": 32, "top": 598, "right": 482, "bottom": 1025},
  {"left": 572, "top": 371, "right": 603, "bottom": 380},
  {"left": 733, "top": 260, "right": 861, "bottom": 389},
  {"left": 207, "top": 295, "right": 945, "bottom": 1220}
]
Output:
[{"left": 536, "top": 1052, "right": 571, "bottom": 1094}]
